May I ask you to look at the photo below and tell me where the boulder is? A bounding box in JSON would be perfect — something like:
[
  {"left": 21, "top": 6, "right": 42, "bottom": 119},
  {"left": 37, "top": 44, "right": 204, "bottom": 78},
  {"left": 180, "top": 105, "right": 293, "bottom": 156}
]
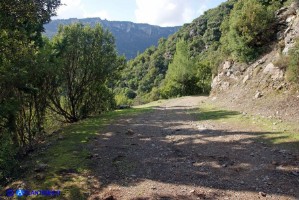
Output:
[
  {"left": 223, "top": 61, "right": 232, "bottom": 70},
  {"left": 243, "top": 75, "right": 250, "bottom": 84},
  {"left": 286, "top": 15, "right": 296, "bottom": 23},
  {"left": 211, "top": 76, "right": 219, "bottom": 89},
  {"left": 253, "top": 58, "right": 266, "bottom": 68},
  {"left": 283, "top": 14, "right": 299, "bottom": 54},
  {"left": 263, "top": 63, "right": 284, "bottom": 80},
  {"left": 220, "top": 82, "right": 230, "bottom": 90},
  {"left": 276, "top": 7, "right": 288, "bottom": 16}
]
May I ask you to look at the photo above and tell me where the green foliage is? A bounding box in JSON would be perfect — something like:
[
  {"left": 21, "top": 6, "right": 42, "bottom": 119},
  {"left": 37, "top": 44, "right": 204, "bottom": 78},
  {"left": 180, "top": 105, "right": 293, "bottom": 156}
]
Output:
[
  {"left": 22, "top": 107, "right": 151, "bottom": 196},
  {"left": 49, "top": 23, "right": 120, "bottom": 122},
  {"left": 0, "top": 132, "right": 18, "bottom": 182},
  {"left": 116, "top": 0, "right": 236, "bottom": 102},
  {"left": 274, "top": 55, "right": 290, "bottom": 70},
  {"left": 276, "top": 39, "right": 299, "bottom": 83},
  {"left": 115, "top": 94, "right": 133, "bottom": 106},
  {"left": 0, "top": 0, "right": 61, "bottom": 182},
  {"left": 0, "top": 1, "right": 123, "bottom": 183},
  {"left": 221, "top": 0, "right": 276, "bottom": 62},
  {"left": 258, "top": 0, "right": 288, "bottom": 6},
  {"left": 286, "top": 39, "right": 299, "bottom": 83},
  {"left": 114, "top": 87, "right": 136, "bottom": 105},
  {"left": 196, "top": 62, "right": 212, "bottom": 94},
  {"left": 162, "top": 40, "right": 199, "bottom": 97},
  {"left": 160, "top": 40, "right": 212, "bottom": 98},
  {"left": 116, "top": 0, "right": 286, "bottom": 102}
]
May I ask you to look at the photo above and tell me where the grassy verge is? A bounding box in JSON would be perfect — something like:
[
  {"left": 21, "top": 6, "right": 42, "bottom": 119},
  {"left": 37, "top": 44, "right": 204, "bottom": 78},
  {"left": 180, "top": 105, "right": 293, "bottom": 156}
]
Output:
[
  {"left": 195, "top": 103, "right": 299, "bottom": 151},
  {"left": 134, "top": 99, "right": 166, "bottom": 108},
  {"left": 2, "top": 107, "right": 152, "bottom": 199}
]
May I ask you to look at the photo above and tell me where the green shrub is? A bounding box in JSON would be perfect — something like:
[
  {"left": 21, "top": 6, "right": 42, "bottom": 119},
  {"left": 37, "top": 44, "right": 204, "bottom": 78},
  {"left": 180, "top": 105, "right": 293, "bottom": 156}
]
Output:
[
  {"left": 149, "top": 87, "right": 161, "bottom": 101},
  {"left": 274, "top": 55, "right": 290, "bottom": 70},
  {"left": 221, "top": 0, "right": 276, "bottom": 62},
  {"left": 115, "top": 94, "right": 133, "bottom": 106},
  {"left": 0, "top": 132, "right": 18, "bottom": 183},
  {"left": 286, "top": 39, "right": 299, "bottom": 83}
]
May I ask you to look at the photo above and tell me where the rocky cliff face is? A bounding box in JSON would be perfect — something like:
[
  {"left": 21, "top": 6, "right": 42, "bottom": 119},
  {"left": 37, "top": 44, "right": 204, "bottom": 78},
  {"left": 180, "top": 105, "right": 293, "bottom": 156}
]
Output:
[
  {"left": 44, "top": 18, "right": 180, "bottom": 59},
  {"left": 210, "top": 2, "right": 299, "bottom": 123}
]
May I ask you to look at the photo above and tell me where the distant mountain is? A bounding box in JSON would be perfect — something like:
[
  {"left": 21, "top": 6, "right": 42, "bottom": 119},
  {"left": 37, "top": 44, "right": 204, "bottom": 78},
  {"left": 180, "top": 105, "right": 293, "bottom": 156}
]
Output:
[{"left": 44, "top": 18, "right": 180, "bottom": 59}]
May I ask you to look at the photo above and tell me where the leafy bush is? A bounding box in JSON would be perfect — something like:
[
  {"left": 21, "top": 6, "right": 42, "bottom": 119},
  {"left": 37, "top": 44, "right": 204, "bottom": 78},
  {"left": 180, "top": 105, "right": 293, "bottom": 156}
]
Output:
[
  {"left": 49, "top": 24, "right": 120, "bottom": 122},
  {"left": 0, "top": 0, "right": 60, "bottom": 183},
  {"left": 286, "top": 39, "right": 299, "bottom": 83},
  {"left": 115, "top": 94, "right": 133, "bottom": 106},
  {"left": 196, "top": 62, "right": 212, "bottom": 94},
  {"left": 149, "top": 87, "right": 161, "bottom": 101},
  {"left": 0, "top": 132, "right": 18, "bottom": 183},
  {"left": 161, "top": 40, "right": 199, "bottom": 98},
  {"left": 221, "top": 0, "right": 276, "bottom": 62}
]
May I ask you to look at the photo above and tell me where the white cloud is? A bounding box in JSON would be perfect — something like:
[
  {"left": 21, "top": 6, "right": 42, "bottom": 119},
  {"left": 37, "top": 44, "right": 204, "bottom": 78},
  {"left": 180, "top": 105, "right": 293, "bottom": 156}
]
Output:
[
  {"left": 135, "top": 0, "right": 205, "bottom": 27},
  {"left": 55, "top": 0, "right": 111, "bottom": 20},
  {"left": 55, "top": 0, "right": 84, "bottom": 19}
]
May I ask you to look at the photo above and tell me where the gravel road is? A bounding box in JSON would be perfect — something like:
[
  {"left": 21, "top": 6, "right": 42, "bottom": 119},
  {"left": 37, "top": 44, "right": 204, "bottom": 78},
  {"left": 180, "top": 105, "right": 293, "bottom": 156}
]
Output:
[{"left": 88, "top": 96, "right": 299, "bottom": 200}]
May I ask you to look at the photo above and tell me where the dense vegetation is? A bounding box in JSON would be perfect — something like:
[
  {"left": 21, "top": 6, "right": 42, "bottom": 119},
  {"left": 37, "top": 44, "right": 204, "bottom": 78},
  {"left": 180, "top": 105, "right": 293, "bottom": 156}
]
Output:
[
  {"left": 278, "top": 38, "right": 299, "bottom": 83},
  {"left": 44, "top": 18, "right": 180, "bottom": 59},
  {"left": 0, "top": 1, "right": 123, "bottom": 182},
  {"left": 1, "top": 0, "right": 297, "bottom": 185},
  {"left": 115, "top": 0, "right": 291, "bottom": 105},
  {"left": 0, "top": 0, "right": 61, "bottom": 182}
]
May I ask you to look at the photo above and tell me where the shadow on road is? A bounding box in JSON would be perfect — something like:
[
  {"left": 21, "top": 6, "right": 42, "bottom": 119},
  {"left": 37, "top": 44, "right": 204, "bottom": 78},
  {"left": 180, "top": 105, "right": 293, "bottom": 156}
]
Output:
[{"left": 85, "top": 106, "right": 299, "bottom": 199}]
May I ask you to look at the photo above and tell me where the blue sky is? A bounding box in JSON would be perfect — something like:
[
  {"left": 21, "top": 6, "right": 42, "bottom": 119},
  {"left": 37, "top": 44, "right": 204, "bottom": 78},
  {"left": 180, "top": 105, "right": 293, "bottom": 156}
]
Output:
[{"left": 55, "top": 0, "right": 227, "bottom": 27}]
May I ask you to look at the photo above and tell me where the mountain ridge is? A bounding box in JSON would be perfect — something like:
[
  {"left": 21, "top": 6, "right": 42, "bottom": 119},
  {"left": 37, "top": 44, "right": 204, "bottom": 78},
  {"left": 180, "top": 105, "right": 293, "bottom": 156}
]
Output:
[{"left": 44, "top": 18, "right": 180, "bottom": 59}]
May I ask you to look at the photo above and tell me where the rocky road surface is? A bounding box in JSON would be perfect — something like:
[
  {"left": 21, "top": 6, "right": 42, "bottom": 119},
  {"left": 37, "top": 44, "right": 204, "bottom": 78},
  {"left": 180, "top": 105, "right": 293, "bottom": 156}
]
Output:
[{"left": 88, "top": 96, "right": 299, "bottom": 200}]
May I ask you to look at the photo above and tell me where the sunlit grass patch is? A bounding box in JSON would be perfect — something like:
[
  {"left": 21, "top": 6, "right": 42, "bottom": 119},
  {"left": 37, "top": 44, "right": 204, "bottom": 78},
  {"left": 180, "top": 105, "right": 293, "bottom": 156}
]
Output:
[
  {"left": 3, "top": 107, "right": 152, "bottom": 199},
  {"left": 134, "top": 99, "right": 166, "bottom": 108},
  {"left": 196, "top": 103, "right": 299, "bottom": 151}
]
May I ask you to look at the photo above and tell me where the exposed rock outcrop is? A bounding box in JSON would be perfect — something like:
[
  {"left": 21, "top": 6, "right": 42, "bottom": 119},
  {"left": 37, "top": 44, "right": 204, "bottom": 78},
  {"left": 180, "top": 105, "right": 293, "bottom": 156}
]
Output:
[{"left": 210, "top": 3, "right": 299, "bottom": 123}]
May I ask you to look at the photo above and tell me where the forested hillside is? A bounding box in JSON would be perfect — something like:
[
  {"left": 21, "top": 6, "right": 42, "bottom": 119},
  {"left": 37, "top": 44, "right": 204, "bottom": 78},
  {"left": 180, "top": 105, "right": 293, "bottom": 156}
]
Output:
[
  {"left": 1, "top": 0, "right": 299, "bottom": 189},
  {"left": 115, "top": 0, "right": 296, "bottom": 105},
  {"left": 44, "top": 18, "right": 180, "bottom": 59},
  {"left": 0, "top": 0, "right": 125, "bottom": 183}
]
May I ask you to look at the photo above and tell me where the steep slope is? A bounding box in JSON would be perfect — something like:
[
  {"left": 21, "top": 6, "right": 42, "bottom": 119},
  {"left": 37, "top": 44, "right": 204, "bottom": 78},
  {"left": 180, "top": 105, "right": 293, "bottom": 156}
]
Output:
[
  {"left": 44, "top": 18, "right": 180, "bottom": 59},
  {"left": 116, "top": 0, "right": 298, "bottom": 109},
  {"left": 210, "top": 2, "right": 299, "bottom": 123},
  {"left": 116, "top": 0, "right": 237, "bottom": 104}
]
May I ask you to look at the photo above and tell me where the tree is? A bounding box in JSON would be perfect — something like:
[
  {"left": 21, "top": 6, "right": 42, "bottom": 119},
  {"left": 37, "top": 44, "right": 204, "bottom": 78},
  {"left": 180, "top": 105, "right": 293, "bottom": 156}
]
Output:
[
  {"left": 221, "top": 0, "right": 276, "bottom": 62},
  {"left": 196, "top": 62, "right": 212, "bottom": 94},
  {"left": 0, "top": 0, "right": 61, "bottom": 182},
  {"left": 162, "top": 39, "right": 199, "bottom": 97},
  {"left": 286, "top": 38, "right": 299, "bottom": 83},
  {"left": 49, "top": 24, "right": 120, "bottom": 122}
]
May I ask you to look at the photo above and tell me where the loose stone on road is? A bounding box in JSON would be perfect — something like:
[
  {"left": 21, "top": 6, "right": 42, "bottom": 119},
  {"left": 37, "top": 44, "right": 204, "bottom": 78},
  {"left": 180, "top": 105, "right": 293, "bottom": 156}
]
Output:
[{"left": 88, "top": 96, "right": 299, "bottom": 200}]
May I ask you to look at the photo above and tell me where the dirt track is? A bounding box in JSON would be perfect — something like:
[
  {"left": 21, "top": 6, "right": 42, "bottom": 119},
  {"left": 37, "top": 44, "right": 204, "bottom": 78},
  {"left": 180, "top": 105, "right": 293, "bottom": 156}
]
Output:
[{"left": 88, "top": 96, "right": 299, "bottom": 200}]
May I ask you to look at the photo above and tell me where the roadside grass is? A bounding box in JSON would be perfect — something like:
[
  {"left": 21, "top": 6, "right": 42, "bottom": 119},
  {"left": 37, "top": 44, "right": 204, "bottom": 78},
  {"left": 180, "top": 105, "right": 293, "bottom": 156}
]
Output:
[
  {"left": 196, "top": 103, "right": 299, "bottom": 151},
  {"left": 134, "top": 99, "right": 166, "bottom": 108},
  {"left": 3, "top": 107, "right": 152, "bottom": 199}
]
